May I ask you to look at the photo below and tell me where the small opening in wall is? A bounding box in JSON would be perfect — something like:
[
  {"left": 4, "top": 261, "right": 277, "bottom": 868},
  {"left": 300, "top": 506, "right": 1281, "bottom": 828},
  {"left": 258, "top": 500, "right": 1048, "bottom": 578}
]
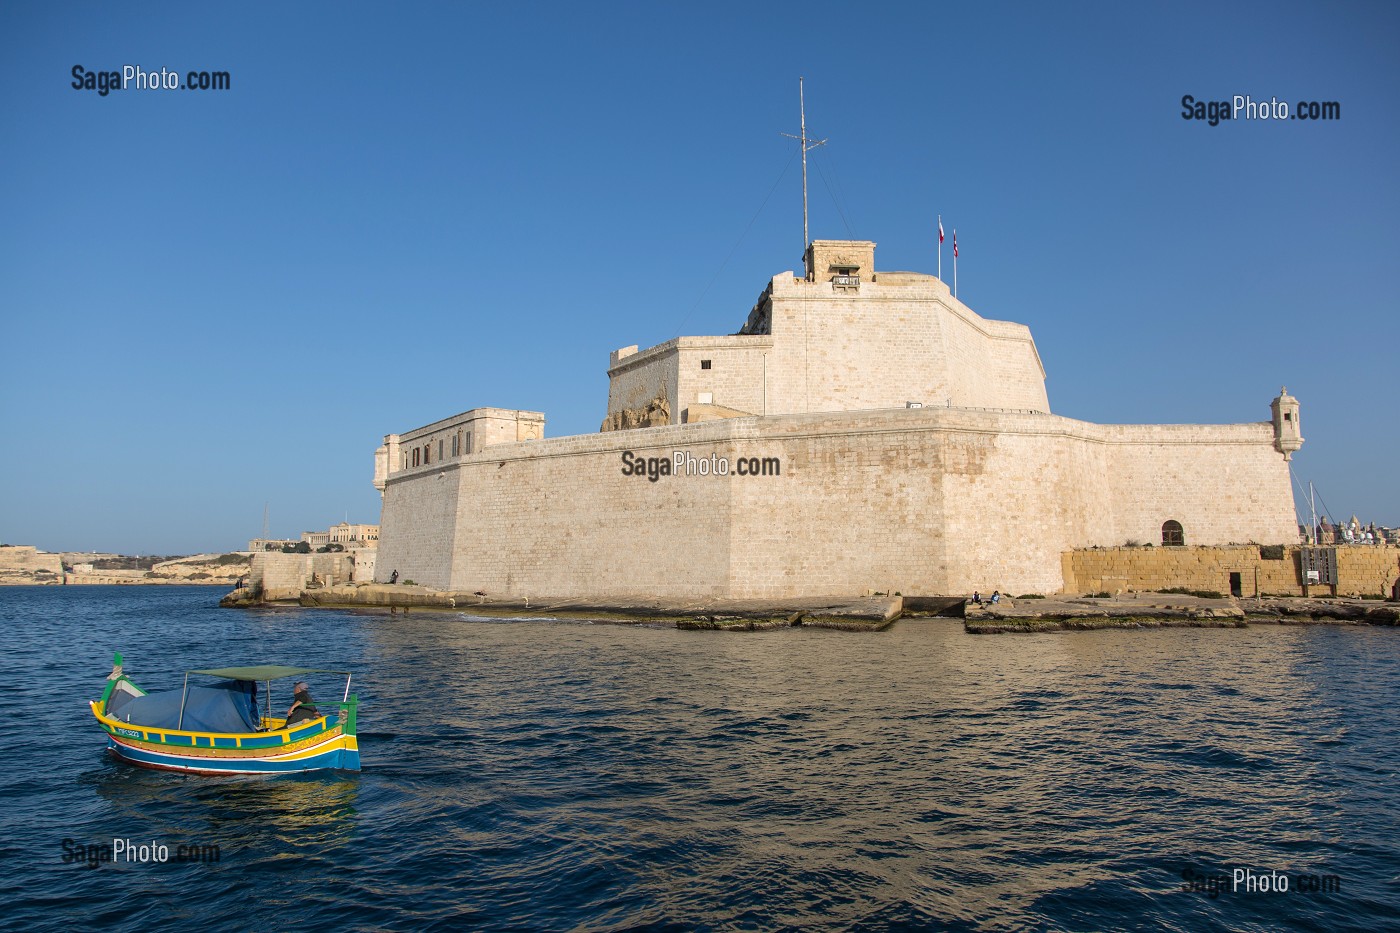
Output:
[
  {"left": 1284, "top": 412, "right": 1292, "bottom": 421},
  {"left": 1162, "top": 520, "right": 1184, "bottom": 547},
  {"left": 701, "top": 359, "right": 712, "bottom": 370}
]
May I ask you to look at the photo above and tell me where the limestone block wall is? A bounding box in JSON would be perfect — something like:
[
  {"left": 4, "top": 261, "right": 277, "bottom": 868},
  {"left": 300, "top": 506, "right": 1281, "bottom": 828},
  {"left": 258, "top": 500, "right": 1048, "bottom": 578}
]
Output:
[
  {"left": 389, "top": 408, "right": 545, "bottom": 476},
  {"left": 375, "top": 465, "right": 461, "bottom": 589},
  {"left": 376, "top": 406, "right": 1300, "bottom": 598},
  {"left": 442, "top": 434, "right": 736, "bottom": 597},
  {"left": 933, "top": 292, "right": 1049, "bottom": 412},
  {"left": 673, "top": 337, "right": 771, "bottom": 418},
  {"left": 0, "top": 546, "right": 65, "bottom": 584},
  {"left": 935, "top": 414, "right": 1114, "bottom": 595},
  {"left": 605, "top": 337, "right": 772, "bottom": 427},
  {"left": 723, "top": 416, "right": 949, "bottom": 598},
  {"left": 0, "top": 546, "right": 65, "bottom": 574},
  {"left": 250, "top": 552, "right": 355, "bottom": 600},
  {"left": 1063, "top": 545, "right": 1400, "bottom": 598},
  {"left": 605, "top": 341, "right": 682, "bottom": 424},
  {"left": 761, "top": 274, "right": 1049, "bottom": 417},
  {"left": 1096, "top": 423, "right": 1299, "bottom": 547},
  {"left": 351, "top": 548, "right": 377, "bottom": 583}
]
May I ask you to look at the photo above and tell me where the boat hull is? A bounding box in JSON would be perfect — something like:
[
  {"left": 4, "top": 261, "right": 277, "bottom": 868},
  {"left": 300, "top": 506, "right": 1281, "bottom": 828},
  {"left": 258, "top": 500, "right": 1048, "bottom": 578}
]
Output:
[
  {"left": 105, "top": 730, "right": 360, "bottom": 774},
  {"left": 92, "top": 689, "right": 361, "bottom": 775}
]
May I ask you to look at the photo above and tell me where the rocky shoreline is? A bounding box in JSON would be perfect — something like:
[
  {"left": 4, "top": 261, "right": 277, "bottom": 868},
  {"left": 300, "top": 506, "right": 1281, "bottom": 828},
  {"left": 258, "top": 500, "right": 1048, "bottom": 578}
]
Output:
[
  {"left": 219, "top": 582, "right": 1400, "bottom": 634},
  {"left": 222, "top": 582, "right": 905, "bottom": 631},
  {"left": 963, "top": 594, "right": 1400, "bottom": 634}
]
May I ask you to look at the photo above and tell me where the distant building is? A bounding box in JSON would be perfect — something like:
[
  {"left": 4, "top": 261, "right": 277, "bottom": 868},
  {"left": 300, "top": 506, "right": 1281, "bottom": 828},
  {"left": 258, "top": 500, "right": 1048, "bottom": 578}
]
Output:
[
  {"left": 248, "top": 538, "right": 299, "bottom": 552},
  {"left": 247, "top": 522, "right": 379, "bottom": 552},
  {"left": 302, "top": 522, "right": 380, "bottom": 549}
]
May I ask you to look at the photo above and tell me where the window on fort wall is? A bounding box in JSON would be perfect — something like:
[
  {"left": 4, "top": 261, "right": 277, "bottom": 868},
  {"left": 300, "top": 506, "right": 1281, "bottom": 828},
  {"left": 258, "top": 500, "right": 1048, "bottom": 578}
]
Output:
[
  {"left": 701, "top": 359, "right": 712, "bottom": 370},
  {"left": 438, "top": 439, "right": 444, "bottom": 461},
  {"left": 412, "top": 448, "right": 420, "bottom": 467},
  {"left": 1162, "top": 520, "right": 1185, "bottom": 547}
]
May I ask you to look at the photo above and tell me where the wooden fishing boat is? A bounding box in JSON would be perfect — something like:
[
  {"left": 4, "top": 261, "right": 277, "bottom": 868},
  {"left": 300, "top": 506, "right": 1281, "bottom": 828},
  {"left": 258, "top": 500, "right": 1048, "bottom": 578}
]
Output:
[{"left": 90, "top": 653, "right": 360, "bottom": 773}]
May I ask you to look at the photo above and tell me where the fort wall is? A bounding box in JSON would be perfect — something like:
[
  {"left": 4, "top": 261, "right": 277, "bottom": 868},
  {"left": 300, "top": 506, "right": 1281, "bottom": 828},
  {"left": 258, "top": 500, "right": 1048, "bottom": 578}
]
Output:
[
  {"left": 0, "top": 546, "right": 65, "bottom": 584},
  {"left": 1063, "top": 545, "right": 1400, "bottom": 598},
  {"left": 375, "top": 408, "right": 1297, "bottom": 598},
  {"left": 745, "top": 273, "right": 1050, "bottom": 418},
  {"left": 249, "top": 551, "right": 357, "bottom": 601},
  {"left": 603, "top": 253, "right": 1049, "bottom": 432}
]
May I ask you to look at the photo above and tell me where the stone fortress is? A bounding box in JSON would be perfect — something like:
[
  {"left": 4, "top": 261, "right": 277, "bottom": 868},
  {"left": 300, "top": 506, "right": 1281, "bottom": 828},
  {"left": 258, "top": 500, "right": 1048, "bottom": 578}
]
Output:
[{"left": 372, "top": 239, "right": 1306, "bottom": 599}]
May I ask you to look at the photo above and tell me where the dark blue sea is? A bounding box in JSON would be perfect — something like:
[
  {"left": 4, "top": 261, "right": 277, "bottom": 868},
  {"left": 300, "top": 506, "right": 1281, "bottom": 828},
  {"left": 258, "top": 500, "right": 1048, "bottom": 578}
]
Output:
[{"left": 2, "top": 586, "right": 1397, "bottom": 931}]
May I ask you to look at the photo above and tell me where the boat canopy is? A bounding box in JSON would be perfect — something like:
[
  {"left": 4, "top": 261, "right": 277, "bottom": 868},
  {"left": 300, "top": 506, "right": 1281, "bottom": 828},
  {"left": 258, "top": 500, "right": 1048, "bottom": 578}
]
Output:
[
  {"left": 114, "top": 681, "right": 262, "bottom": 733},
  {"left": 189, "top": 665, "right": 348, "bottom": 681}
]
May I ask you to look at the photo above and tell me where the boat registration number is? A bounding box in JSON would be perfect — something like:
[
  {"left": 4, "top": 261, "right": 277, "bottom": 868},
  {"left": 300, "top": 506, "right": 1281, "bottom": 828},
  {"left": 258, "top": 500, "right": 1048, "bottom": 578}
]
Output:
[{"left": 115, "top": 727, "right": 141, "bottom": 739}]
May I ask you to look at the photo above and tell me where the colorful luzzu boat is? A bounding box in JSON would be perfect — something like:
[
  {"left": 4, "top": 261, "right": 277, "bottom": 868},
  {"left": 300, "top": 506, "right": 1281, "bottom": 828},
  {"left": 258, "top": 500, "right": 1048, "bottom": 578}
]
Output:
[{"left": 91, "top": 653, "right": 360, "bottom": 774}]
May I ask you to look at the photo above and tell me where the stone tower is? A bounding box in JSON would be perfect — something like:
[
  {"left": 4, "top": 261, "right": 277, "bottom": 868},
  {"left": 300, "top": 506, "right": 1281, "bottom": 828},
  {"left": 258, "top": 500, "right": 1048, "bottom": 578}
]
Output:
[{"left": 1270, "top": 387, "right": 1303, "bottom": 460}]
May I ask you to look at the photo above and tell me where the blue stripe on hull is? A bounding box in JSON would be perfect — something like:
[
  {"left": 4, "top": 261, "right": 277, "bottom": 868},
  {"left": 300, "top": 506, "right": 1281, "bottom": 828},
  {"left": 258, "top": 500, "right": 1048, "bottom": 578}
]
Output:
[{"left": 108, "top": 738, "right": 359, "bottom": 774}]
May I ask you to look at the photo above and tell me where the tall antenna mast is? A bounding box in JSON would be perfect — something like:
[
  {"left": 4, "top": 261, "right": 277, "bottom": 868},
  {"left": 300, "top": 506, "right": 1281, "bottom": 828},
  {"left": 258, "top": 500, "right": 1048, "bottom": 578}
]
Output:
[
  {"left": 781, "top": 76, "right": 826, "bottom": 256},
  {"left": 262, "top": 501, "right": 269, "bottom": 541}
]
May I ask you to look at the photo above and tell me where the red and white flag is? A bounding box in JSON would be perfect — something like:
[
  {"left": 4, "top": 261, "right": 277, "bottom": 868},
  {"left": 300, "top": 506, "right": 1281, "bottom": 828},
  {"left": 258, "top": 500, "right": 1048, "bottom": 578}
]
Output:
[
  {"left": 938, "top": 218, "right": 944, "bottom": 244},
  {"left": 953, "top": 230, "right": 958, "bottom": 258}
]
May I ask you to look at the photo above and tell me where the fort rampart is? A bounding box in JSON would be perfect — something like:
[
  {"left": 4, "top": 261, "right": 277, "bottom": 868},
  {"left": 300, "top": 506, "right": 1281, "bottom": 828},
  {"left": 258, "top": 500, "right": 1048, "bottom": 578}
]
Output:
[
  {"left": 375, "top": 406, "right": 1297, "bottom": 599},
  {"left": 1063, "top": 545, "right": 1400, "bottom": 598}
]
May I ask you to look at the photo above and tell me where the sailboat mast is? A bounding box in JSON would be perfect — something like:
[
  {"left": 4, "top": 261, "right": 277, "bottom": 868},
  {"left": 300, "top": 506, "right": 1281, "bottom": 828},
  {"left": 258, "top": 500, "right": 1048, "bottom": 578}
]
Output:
[{"left": 1309, "top": 482, "right": 1318, "bottom": 543}]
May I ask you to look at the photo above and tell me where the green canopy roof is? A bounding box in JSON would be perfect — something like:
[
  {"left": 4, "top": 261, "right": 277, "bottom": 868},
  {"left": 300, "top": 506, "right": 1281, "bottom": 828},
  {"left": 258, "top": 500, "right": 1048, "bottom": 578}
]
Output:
[{"left": 188, "top": 665, "right": 349, "bottom": 681}]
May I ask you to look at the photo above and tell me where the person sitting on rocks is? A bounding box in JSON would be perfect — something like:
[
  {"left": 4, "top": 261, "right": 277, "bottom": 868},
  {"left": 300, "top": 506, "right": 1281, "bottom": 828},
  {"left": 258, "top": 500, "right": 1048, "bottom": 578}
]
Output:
[
  {"left": 971, "top": 591, "right": 983, "bottom": 606},
  {"left": 990, "top": 591, "right": 1001, "bottom": 604}
]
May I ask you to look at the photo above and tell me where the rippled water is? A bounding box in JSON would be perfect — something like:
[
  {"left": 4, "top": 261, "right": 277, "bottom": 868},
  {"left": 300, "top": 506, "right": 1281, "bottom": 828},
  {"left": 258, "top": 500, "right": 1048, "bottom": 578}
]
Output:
[{"left": 2, "top": 586, "right": 1397, "bottom": 931}]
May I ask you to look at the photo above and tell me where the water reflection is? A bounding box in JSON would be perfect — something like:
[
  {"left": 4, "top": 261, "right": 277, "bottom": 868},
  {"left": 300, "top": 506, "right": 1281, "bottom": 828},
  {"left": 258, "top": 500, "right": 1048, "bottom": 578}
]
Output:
[
  {"left": 89, "top": 764, "right": 360, "bottom": 852},
  {"left": 3, "top": 588, "right": 1395, "bottom": 931}
]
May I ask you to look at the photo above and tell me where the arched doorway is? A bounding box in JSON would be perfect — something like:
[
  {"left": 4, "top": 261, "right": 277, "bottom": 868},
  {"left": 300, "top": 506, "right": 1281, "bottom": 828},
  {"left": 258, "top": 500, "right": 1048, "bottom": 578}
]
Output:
[{"left": 1162, "top": 520, "right": 1184, "bottom": 547}]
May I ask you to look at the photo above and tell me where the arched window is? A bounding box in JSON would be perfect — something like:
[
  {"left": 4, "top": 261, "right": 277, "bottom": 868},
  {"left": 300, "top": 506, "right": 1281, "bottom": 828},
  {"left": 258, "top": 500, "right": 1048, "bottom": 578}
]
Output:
[{"left": 1162, "top": 520, "right": 1184, "bottom": 547}]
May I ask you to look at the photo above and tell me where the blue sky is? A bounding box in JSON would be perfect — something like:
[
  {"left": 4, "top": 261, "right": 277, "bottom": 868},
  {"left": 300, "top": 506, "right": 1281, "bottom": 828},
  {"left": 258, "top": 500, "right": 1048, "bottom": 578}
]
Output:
[{"left": 2, "top": 1, "right": 1396, "bottom": 554}]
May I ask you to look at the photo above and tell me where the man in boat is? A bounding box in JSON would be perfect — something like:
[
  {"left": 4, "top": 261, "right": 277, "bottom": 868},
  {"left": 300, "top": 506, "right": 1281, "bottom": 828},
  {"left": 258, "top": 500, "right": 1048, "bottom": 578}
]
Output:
[{"left": 285, "top": 681, "right": 320, "bottom": 725}]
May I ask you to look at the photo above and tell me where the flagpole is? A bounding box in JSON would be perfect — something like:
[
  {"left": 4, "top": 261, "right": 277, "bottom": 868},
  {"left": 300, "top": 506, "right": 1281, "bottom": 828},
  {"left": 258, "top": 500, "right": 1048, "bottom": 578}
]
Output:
[{"left": 937, "top": 214, "right": 942, "bottom": 281}]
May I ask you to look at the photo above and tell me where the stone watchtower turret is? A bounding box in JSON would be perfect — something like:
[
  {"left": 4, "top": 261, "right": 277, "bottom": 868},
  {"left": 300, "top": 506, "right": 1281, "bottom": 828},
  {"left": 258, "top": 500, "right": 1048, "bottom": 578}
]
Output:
[{"left": 1270, "top": 387, "right": 1303, "bottom": 460}]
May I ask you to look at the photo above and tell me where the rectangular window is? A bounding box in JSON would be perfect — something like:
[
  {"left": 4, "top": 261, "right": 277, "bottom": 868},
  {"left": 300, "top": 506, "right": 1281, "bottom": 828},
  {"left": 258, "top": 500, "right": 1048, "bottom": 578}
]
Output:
[
  {"left": 412, "top": 448, "right": 420, "bottom": 467},
  {"left": 701, "top": 359, "right": 712, "bottom": 370},
  {"left": 465, "top": 431, "right": 472, "bottom": 453},
  {"left": 438, "top": 439, "right": 444, "bottom": 460}
]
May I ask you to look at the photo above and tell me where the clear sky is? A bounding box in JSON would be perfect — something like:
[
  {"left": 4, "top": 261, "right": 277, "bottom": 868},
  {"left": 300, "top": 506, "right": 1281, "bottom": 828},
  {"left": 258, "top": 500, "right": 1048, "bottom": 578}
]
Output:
[{"left": 2, "top": 1, "right": 1396, "bottom": 555}]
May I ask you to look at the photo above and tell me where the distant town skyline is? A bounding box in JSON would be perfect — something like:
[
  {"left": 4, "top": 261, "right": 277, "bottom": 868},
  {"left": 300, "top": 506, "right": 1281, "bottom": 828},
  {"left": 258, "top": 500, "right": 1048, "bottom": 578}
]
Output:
[{"left": 2, "top": 1, "right": 1396, "bottom": 554}]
